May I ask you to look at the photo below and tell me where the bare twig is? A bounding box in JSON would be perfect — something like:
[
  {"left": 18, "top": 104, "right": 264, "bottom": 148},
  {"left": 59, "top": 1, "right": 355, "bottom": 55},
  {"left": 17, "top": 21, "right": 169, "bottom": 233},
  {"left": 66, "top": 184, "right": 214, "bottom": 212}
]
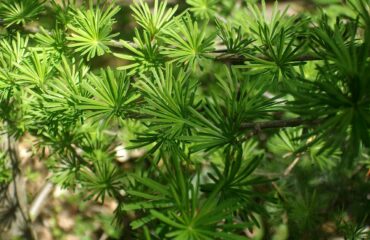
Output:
[
  {"left": 284, "top": 156, "right": 301, "bottom": 176},
  {"left": 241, "top": 117, "right": 321, "bottom": 131},
  {"left": 29, "top": 181, "right": 54, "bottom": 222},
  {"left": 213, "top": 51, "right": 320, "bottom": 64}
]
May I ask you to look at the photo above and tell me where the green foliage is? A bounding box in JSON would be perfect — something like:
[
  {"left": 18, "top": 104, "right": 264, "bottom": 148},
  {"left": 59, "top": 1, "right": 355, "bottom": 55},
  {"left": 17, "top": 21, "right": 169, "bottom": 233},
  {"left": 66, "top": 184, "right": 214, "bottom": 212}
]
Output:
[
  {"left": 335, "top": 213, "right": 370, "bottom": 240},
  {"left": 0, "top": 0, "right": 45, "bottom": 27},
  {"left": 216, "top": 19, "right": 253, "bottom": 54},
  {"left": 66, "top": 1, "right": 120, "bottom": 59},
  {"left": 0, "top": 33, "right": 30, "bottom": 89},
  {"left": 123, "top": 151, "right": 253, "bottom": 240},
  {"left": 78, "top": 68, "right": 139, "bottom": 123},
  {"left": 15, "top": 51, "right": 53, "bottom": 87},
  {"left": 80, "top": 151, "right": 124, "bottom": 202},
  {"left": 39, "top": 57, "right": 88, "bottom": 123},
  {"left": 186, "top": 0, "right": 219, "bottom": 19},
  {"left": 1, "top": 0, "right": 370, "bottom": 239},
  {"left": 290, "top": 15, "right": 370, "bottom": 162},
  {"left": 161, "top": 13, "right": 215, "bottom": 70},
  {"left": 131, "top": 64, "right": 197, "bottom": 150},
  {"left": 114, "top": 30, "right": 163, "bottom": 74},
  {"left": 32, "top": 26, "right": 68, "bottom": 54},
  {"left": 131, "top": 0, "right": 177, "bottom": 37}
]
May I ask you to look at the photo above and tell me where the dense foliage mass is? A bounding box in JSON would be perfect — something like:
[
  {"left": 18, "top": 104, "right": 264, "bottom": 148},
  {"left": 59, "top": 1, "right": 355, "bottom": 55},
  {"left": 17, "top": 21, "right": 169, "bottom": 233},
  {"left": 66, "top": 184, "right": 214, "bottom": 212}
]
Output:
[{"left": 0, "top": 0, "right": 369, "bottom": 239}]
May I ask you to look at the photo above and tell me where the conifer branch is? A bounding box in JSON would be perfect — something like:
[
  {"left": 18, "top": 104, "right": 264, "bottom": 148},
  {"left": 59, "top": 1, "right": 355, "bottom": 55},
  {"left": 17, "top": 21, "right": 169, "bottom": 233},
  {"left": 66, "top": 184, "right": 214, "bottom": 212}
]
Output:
[
  {"left": 24, "top": 28, "right": 320, "bottom": 64},
  {"left": 241, "top": 118, "right": 322, "bottom": 131},
  {"left": 109, "top": 40, "right": 320, "bottom": 64},
  {"left": 214, "top": 53, "right": 321, "bottom": 64},
  {"left": 1, "top": 0, "right": 369, "bottom": 238}
]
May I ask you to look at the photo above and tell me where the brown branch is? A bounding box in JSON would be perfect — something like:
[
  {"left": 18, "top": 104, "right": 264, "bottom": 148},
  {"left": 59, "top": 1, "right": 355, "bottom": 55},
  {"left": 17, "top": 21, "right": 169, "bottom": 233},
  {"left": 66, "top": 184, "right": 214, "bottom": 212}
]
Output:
[
  {"left": 240, "top": 117, "right": 321, "bottom": 131},
  {"left": 214, "top": 52, "right": 320, "bottom": 65}
]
